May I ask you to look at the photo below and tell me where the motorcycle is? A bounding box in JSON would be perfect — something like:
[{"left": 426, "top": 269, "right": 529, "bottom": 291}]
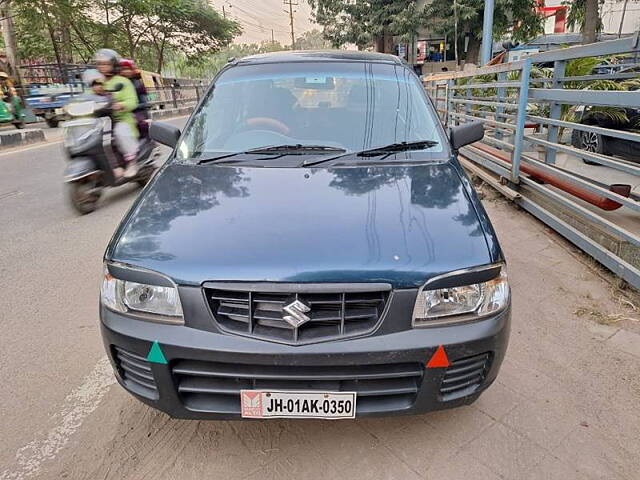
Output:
[{"left": 62, "top": 90, "right": 159, "bottom": 214}]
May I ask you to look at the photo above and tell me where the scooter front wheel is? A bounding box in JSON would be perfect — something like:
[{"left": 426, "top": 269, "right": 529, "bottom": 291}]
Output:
[{"left": 68, "top": 179, "right": 102, "bottom": 214}]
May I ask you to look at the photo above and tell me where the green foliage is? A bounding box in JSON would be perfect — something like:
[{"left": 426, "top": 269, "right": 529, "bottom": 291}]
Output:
[
  {"left": 307, "top": 0, "right": 421, "bottom": 49},
  {"left": 11, "top": 0, "right": 241, "bottom": 75},
  {"left": 426, "top": 0, "right": 545, "bottom": 62},
  {"left": 584, "top": 107, "right": 629, "bottom": 126},
  {"left": 308, "top": 0, "right": 544, "bottom": 60},
  {"left": 174, "top": 41, "right": 287, "bottom": 79},
  {"left": 295, "top": 29, "right": 332, "bottom": 50}
]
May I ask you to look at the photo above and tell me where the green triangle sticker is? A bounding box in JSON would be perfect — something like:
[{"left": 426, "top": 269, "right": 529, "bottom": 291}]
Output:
[{"left": 146, "top": 341, "right": 168, "bottom": 364}]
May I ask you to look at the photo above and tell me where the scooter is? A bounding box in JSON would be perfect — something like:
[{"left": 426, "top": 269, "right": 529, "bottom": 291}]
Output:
[{"left": 62, "top": 92, "right": 159, "bottom": 214}]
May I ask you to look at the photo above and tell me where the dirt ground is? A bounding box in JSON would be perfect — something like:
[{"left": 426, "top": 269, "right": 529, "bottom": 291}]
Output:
[{"left": 27, "top": 191, "right": 640, "bottom": 479}]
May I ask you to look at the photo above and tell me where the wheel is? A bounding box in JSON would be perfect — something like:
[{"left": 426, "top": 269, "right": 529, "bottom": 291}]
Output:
[
  {"left": 13, "top": 121, "right": 24, "bottom": 129},
  {"left": 578, "top": 131, "right": 607, "bottom": 165},
  {"left": 68, "top": 179, "right": 102, "bottom": 214},
  {"left": 45, "top": 117, "right": 60, "bottom": 128}
]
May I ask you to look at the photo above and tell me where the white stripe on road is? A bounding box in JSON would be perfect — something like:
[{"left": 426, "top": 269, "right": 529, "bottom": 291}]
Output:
[
  {"left": 0, "top": 357, "right": 115, "bottom": 480},
  {"left": 0, "top": 140, "right": 63, "bottom": 158}
]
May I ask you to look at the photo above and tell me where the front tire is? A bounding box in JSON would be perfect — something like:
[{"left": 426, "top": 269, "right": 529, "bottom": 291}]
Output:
[
  {"left": 68, "top": 179, "right": 102, "bottom": 214},
  {"left": 46, "top": 117, "right": 60, "bottom": 128},
  {"left": 575, "top": 130, "right": 608, "bottom": 165}
]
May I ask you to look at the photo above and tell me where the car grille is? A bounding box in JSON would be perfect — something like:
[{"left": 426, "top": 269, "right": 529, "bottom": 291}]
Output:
[
  {"left": 172, "top": 359, "right": 424, "bottom": 415},
  {"left": 439, "top": 352, "right": 491, "bottom": 400},
  {"left": 113, "top": 346, "right": 158, "bottom": 400},
  {"left": 205, "top": 286, "right": 390, "bottom": 344}
]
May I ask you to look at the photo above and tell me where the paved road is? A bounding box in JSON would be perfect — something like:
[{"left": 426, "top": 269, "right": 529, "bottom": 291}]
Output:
[{"left": 1, "top": 127, "right": 639, "bottom": 480}]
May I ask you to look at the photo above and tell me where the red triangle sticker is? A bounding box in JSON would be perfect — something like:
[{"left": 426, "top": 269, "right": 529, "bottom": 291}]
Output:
[{"left": 426, "top": 345, "right": 450, "bottom": 368}]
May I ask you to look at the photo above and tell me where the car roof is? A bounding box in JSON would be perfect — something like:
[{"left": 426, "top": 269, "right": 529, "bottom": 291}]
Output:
[{"left": 236, "top": 50, "right": 404, "bottom": 66}]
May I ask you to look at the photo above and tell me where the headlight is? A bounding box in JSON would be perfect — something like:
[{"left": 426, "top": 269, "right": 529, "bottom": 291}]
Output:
[
  {"left": 65, "top": 101, "right": 95, "bottom": 116},
  {"left": 412, "top": 265, "right": 509, "bottom": 327},
  {"left": 101, "top": 265, "right": 183, "bottom": 324}
]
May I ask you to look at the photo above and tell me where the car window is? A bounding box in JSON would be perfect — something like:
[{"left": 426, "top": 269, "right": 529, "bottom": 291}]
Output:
[{"left": 177, "top": 61, "right": 445, "bottom": 161}]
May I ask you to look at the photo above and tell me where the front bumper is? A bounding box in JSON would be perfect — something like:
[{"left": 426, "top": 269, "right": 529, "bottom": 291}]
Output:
[{"left": 101, "top": 291, "right": 511, "bottom": 420}]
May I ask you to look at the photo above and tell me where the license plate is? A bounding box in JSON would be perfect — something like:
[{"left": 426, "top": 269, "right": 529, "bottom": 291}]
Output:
[{"left": 240, "top": 390, "right": 356, "bottom": 419}]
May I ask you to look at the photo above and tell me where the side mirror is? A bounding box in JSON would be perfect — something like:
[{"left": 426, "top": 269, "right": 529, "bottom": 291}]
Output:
[
  {"left": 150, "top": 121, "right": 181, "bottom": 148},
  {"left": 450, "top": 121, "right": 484, "bottom": 150}
]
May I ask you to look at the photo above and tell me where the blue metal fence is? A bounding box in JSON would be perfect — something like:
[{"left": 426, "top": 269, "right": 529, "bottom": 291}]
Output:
[{"left": 424, "top": 33, "right": 640, "bottom": 289}]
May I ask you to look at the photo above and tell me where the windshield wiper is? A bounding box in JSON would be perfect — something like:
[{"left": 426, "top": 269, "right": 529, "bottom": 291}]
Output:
[
  {"left": 302, "top": 140, "right": 439, "bottom": 167},
  {"left": 356, "top": 140, "right": 439, "bottom": 157},
  {"left": 196, "top": 144, "right": 346, "bottom": 165},
  {"left": 247, "top": 144, "right": 346, "bottom": 154}
]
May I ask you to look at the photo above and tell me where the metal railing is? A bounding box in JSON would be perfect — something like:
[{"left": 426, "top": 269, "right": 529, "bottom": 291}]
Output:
[
  {"left": 424, "top": 33, "right": 640, "bottom": 289},
  {"left": 146, "top": 85, "right": 203, "bottom": 110}
]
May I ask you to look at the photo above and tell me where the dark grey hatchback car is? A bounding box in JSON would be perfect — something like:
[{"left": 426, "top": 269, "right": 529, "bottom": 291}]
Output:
[{"left": 100, "top": 51, "right": 510, "bottom": 420}]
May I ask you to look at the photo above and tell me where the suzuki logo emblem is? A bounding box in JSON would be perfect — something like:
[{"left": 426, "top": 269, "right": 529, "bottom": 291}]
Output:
[{"left": 283, "top": 299, "right": 311, "bottom": 328}]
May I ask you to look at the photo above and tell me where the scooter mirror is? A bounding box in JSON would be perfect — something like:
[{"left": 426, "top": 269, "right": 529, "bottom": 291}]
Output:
[{"left": 150, "top": 121, "right": 181, "bottom": 148}]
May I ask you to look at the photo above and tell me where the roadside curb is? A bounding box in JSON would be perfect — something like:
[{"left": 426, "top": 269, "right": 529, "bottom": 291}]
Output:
[{"left": 0, "top": 128, "right": 46, "bottom": 150}]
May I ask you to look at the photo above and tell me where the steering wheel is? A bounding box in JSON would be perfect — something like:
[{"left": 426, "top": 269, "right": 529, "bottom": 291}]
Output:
[{"left": 245, "top": 117, "right": 290, "bottom": 136}]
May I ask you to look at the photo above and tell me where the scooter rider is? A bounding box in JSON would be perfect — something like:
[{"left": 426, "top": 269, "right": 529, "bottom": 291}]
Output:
[
  {"left": 94, "top": 48, "right": 139, "bottom": 178},
  {"left": 120, "top": 59, "right": 149, "bottom": 138}
]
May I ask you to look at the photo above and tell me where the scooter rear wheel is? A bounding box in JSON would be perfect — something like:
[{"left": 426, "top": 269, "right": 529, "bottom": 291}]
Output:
[{"left": 68, "top": 179, "right": 102, "bottom": 214}]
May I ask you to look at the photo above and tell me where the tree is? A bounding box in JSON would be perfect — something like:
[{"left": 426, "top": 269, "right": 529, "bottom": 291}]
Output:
[
  {"left": 309, "top": 0, "right": 544, "bottom": 62},
  {"left": 426, "top": 0, "right": 544, "bottom": 64},
  {"left": 142, "top": 0, "right": 240, "bottom": 72},
  {"left": 307, "top": 0, "right": 419, "bottom": 52},
  {"left": 295, "top": 29, "right": 331, "bottom": 50},
  {"left": 176, "top": 40, "right": 287, "bottom": 79},
  {"left": 10, "top": 0, "right": 241, "bottom": 77}
]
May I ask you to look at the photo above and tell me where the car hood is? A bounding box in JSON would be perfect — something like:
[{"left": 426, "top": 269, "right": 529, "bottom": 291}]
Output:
[{"left": 109, "top": 162, "right": 495, "bottom": 288}]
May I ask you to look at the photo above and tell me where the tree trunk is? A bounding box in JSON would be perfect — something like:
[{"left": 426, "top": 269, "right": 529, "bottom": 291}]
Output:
[
  {"left": 374, "top": 35, "right": 384, "bottom": 52},
  {"left": 156, "top": 37, "right": 166, "bottom": 74},
  {"left": 582, "top": 0, "right": 599, "bottom": 44},
  {"left": 466, "top": 36, "right": 481, "bottom": 65},
  {"left": 383, "top": 28, "right": 394, "bottom": 54},
  {"left": 125, "top": 17, "right": 136, "bottom": 60}
]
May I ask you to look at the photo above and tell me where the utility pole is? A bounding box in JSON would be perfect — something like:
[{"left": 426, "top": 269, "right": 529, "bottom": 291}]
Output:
[
  {"left": 222, "top": 5, "right": 226, "bottom": 18},
  {"left": 271, "top": 29, "right": 275, "bottom": 44},
  {"left": 480, "top": 0, "right": 495, "bottom": 65},
  {"left": 0, "top": 0, "right": 22, "bottom": 86},
  {"left": 283, "top": 0, "right": 297, "bottom": 49}
]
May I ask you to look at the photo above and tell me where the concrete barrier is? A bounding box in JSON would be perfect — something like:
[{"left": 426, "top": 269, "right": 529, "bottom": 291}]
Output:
[
  {"left": 0, "top": 128, "right": 46, "bottom": 149},
  {"left": 150, "top": 105, "right": 194, "bottom": 121}
]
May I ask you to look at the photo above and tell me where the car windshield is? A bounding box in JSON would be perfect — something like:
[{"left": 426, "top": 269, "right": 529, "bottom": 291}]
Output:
[{"left": 177, "top": 61, "right": 446, "bottom": 162}]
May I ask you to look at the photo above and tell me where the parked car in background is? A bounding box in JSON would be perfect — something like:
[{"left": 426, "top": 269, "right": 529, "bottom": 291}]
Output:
[
  {"left": 571, "top": 64, "right": 640, "bottom": 164},
  {"left": 100, "top": 51, "right": 510, "bottom": 420}
]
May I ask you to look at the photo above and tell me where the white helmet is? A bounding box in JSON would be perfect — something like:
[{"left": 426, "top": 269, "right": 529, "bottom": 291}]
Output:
[{"left": 82, "top": 69, "right": 104, "bottom": 87}]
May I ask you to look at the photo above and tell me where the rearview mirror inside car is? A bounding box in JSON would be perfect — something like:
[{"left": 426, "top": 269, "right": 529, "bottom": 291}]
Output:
[
  {"left": 449, "top": 121, "right": 484, "bottom": 150},
  {"left": 150, "top": 121, "right": 181, "bottom": 148}
]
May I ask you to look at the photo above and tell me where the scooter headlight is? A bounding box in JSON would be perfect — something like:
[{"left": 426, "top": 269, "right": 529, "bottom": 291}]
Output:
[{"left": 65, "top": 101, "right": 96, "bottom": 117}]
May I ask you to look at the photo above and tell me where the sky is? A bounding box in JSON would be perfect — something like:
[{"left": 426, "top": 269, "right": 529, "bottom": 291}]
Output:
[{"left": 211, "top": 0, "right": 317, "bottom": 46}]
